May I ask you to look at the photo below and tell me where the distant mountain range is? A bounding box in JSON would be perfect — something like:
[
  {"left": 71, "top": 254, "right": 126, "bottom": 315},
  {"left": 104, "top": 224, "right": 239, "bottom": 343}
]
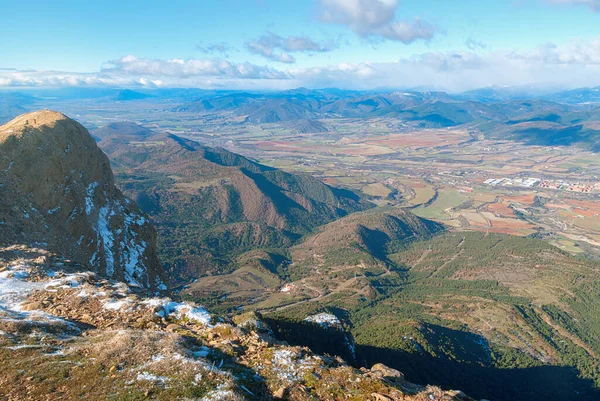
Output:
[
  {"left": 114, "top": 89, "right": 154, "bottom": 101},
  {"left": 5, "top": 86, "right": 600, "bottom": 150},
  {"left": 165, "top": 88, "right": 600, "bottom": 149},
  {"left": 0, "top": 88, "right": 600, "bottom": 155},
  {"left": 0, "top": 92, "right": 36, "bottom": 124}
]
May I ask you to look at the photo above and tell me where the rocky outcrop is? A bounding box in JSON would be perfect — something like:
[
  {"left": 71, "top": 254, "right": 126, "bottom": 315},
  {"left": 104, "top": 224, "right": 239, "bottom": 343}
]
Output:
[
  {"left": 0, "top": 246, "right": 477, "bottom": 401},
  {"left": 0, "top": 111, "right": 166, "bottom": 291}
]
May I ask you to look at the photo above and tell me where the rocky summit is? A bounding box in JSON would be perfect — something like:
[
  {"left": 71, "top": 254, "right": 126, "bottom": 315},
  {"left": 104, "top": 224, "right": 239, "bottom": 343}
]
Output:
[{"left": 0, "top": 111, "right": 166, "bottom": 292}]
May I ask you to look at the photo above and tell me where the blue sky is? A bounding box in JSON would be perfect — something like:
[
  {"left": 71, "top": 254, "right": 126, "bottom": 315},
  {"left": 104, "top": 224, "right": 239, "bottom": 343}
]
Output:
[{"left": 1, "top": 0, "right": 600, "bottom": 91}]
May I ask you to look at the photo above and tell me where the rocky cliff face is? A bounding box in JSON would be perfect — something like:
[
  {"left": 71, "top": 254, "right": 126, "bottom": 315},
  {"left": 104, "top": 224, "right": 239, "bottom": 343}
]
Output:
[{"left": 0, "top": 110, "right": 166, "bottom": 291}]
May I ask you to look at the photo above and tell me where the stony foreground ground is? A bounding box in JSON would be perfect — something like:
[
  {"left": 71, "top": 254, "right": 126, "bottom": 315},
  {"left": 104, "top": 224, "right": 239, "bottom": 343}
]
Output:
[{"left": 0, "top": 245, "right": 477, "bottom": 401}]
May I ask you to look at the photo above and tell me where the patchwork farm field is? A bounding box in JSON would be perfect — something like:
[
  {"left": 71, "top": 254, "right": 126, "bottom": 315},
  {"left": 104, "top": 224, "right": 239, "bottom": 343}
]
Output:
[{"left": 183, "top": 119, "right": 600, "bottom": 257}]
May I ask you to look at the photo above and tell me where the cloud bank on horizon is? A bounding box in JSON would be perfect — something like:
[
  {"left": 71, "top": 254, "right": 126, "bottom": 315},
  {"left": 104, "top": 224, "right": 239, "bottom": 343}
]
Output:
[{"left": 1, "top": 0, "right": 600, "bottom": 92}]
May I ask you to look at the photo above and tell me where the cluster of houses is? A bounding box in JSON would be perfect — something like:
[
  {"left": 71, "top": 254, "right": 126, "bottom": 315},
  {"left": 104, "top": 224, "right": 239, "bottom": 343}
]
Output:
[
  {"left": 483, "top": 177, "right": 599, "bottom": 193},
  {"left": 484, "top": 177, "right": 540, "bottom": 188}
]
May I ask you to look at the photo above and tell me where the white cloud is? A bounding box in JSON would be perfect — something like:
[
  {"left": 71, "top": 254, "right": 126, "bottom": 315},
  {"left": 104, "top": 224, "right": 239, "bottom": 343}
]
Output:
[
  {"left": 508, "top": 39, "right": 600, "bottom": 64},
  {"left": 290, "top": 53, "right": 493, "bottom": 91},
  {"left": 0, "top": 70, "right": 144, "bottom": 87},
  {"left": 291, "top": 39, "right": 600, "bottom": 91},
  {"left": 104, "top": 55, "right": 288, "bottom": 79},
  {"left": 247, "top": 43, "right": 296, "bottom": 64},
  {"left": 4, "top": 39, "right": 600, "bottom": 91},
  {"left": 246, "top": 32, "right": 337, "bottom": 63},
  {"left": 0, "top": 56, "right": 291, "bottom": 89},
  {"left": 0, "top": 67, "right": 294, "bottom": 90},
  {"left": 465, "top": 38, "right": 489, "bottom": 51},
  {"left": 317, "top": 0, "right": 437, "bottom": 43},
  {"left": 197, "top": 42, "right": 233, "bottom": 56}
]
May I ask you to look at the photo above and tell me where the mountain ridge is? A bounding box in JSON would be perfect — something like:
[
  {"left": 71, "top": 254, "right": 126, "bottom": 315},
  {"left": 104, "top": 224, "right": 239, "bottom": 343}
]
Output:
[{"left": 96, "top": 124, "right": 371, "bottom": 281}]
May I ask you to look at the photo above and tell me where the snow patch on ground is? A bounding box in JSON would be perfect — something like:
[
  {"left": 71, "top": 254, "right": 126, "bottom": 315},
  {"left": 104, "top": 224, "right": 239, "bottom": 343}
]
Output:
[
  {"left": 120, "top": 210, "right": 147, "bottom": 287},
  {"left": 304, "top": 313, "right": 342, "bottom": 329},
  {"left": 88, "top": 198, "right": 154, "bottom": 289},
  {"left": 6, "top": 344, "right": 47, "bottom": 350},
  {"left": 0, "top": 263, "right": 86, "bottom": 333},
  {"left": 0, "top": 272, "right": 45, "bottom": 311},
  {"left": 47, "top": 205, "right": 61, "bottom": 215},
  {"left": 103, "top": 299, "right": 130, "bottom": 311},
  {"left": 46, "top": 272, "right": 93, "bottom": 290},
  {"left": 271, "top": 349, "right": 315, "bottom": 382},
  {"left": 137, "top": 371, "right": 170, "bottom": 385},
  {"left": 96, "top": 204, "right": 116, "bottom": 277},
  {"left": 200, "top": 384, "right": 237, "bottom": 401},
  {"left": 143, "top": 299, "right": 213, "bottom": 326},
  {"left": 191, "top": 346, "right": 211, "bottom": 358},
  {"left": 85, "top": 182, "right": 99, "bottom": 215},
  {"left": 10, "top": 270, "right": 30, "bottom": 279}
]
